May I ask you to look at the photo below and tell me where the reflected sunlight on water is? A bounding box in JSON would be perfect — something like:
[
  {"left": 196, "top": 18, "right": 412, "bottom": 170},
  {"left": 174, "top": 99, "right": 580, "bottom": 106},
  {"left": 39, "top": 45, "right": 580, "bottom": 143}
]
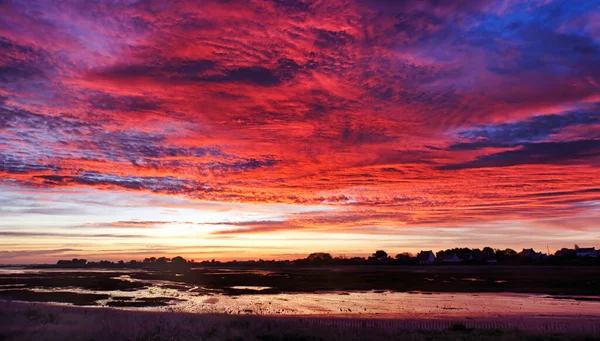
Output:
[{"left": 2, "top": 268, "right": 600, "bottom": 319}]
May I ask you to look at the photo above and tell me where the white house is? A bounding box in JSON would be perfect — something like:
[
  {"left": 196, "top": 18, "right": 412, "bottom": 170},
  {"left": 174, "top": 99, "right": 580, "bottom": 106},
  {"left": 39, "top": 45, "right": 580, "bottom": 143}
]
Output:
[
  {"left": 576, "top": 247, "right": 597, "bottom": 258},
  {"left": 438, "top": 253, "right": 462, "bottom": 263},
  {"left": 417, "top": 250, "right": 435, "bottom": 264},
  {"left": 519, "top": 248, "right": 543, "bottom": 258}
]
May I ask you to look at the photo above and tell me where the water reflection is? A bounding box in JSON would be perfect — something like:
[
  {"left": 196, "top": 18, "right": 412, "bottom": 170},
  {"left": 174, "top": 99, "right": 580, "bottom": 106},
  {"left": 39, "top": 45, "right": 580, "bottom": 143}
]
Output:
[{"left": 2, "top": 268, "right": 600, "bottom": 319}]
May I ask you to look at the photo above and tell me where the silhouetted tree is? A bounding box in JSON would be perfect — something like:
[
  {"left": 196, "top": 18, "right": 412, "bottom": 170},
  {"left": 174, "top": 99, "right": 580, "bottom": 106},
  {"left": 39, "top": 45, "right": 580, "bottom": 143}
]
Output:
[
  {"left": 171, "top": 256, "right": 187, "bottom": 266},
  {"left": 555, "top": 248, "right": 576, "bottom": 258},
  {"left": 69, "top": 258, "right": 87, "bottom": 265},
  {"left": 395, "top": 252, "right": 413, "bottom": 264},
  {"left": 395, "top": 252, "right": 412, "bottom": 260},
  {"left": 494, "top": 248, "right": 518, "bottom": 263},
  {"left": 306, "top": 252, "right": 333, "bottom": 263},
  {"left": 482, "top": 247, "right": 494, "bottom": 255},
  {"left": 435, "top": 248, "right": 489, "bottom": 262},
  {"left": 372, "top": 250, "right": 389, "bottom": 261},
  {"left": 156, "top": 257, "right": 169, "bottom": 265}
]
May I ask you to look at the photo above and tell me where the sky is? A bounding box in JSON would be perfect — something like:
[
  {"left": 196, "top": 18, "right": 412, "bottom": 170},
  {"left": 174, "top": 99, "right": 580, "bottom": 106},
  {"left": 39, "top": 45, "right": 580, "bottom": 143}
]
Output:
[{"left": 1, "top": 0, "right": 599, "bottom": 264}]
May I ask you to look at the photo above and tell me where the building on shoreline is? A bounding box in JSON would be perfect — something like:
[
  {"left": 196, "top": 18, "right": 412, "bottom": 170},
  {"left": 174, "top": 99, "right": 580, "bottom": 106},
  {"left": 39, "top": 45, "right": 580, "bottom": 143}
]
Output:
[
  {"left": 519, "top": 248, "right": 544, "bottom": 259},
  {"left": 576, "top": 248, "right": 597, "bottom": 258},
  {"left": 417, "top": 251, "right": 435, "bottom": 264},
  {"left": 437, "top": 253, "right": 462, "bottom": 263}
]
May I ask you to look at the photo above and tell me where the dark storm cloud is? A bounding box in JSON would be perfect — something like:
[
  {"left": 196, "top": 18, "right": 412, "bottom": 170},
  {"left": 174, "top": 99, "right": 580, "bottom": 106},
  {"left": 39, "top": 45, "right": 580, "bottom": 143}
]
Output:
[
  {"left": 207, "top": 158, "right": 280, "bottom": 172},
  {"left": 0, "top": 63, "right": 45, "bottom": 82},
  {"left": 458, "top": 1, "right": 600, "bottom": 102},
  {"left": 94, "top": 58, "right": 296, "bottom": 86},
  {"left": 90, "top": 130, "right": 216, "bottom": 161},
  {"left": 95, "top": 58, "right": 217, "bottom": 82},
  {"left": 0, "top": 37, "right": 50, "bottom": 83},
  {"left": 451, "top": 110, "right": 600, "bottom": 150},
  {"left": 89, "top": 93, "right": 162, "bottom": 112},
  {"left": 33, "top": 173, "right": 203, "bottom": 194},
  {"left": 441, "top": 139, "right": 600, "bottom": 170},
  {"left": 392, "top": 10, "right": 445, "bottom": 44},
  {"left": 314, "top": 29, "right": 354, "bottom": 48},
  {"left": 200, "top": 61, "right": 303, "bottom": 86},
  {"left": 271, "top": 0, "right": 312, "bottom": 12},
  {"left": 0, "top": 154, "right": 60, "bottom": 174},
  {"left": 0, "top": 106, "right": 89, "bottom": 131},
  {"left": 200, "top": 66, "right": 282, "bottom": 86},
  {"left": 1, "top": 104, "right": 278, "bottom": 179}
]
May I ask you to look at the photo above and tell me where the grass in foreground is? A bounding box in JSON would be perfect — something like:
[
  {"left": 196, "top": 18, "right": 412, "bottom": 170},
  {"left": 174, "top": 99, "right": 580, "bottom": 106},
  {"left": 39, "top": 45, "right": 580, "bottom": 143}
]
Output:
[{"left": 1, "top": 302, "right": 600, "bottom": 341}]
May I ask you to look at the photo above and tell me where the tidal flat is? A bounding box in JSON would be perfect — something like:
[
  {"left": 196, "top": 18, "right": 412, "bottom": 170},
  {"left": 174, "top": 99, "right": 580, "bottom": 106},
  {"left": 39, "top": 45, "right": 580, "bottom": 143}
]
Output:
[
  {"left": 1, "top": 265, "right": 600, "bottom": 320},
  {"left": 2, "top": 301, "right": 600, "bottom": 341}
]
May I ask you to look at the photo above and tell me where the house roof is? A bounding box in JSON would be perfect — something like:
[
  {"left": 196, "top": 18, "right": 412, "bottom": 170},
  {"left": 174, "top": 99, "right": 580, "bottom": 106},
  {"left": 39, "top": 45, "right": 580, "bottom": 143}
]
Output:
[
  {"left": 577, "top": 248, "right": 596, "bottom": 253},
  {"left": 438, "top": 253, "right": 460, "bottom": 261},
  {"left": 417, "top": 251, "right": 434, "bottom": 260},
  {"left": 520, "top": 248, "right": 542, "bottom": 257}
]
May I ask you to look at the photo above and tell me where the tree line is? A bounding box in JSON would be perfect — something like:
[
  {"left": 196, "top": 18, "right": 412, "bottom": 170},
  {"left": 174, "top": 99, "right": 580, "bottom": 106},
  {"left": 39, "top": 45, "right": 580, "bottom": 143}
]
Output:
[{"left": 52, "top": 246, "right": 598, "bottom": 268}]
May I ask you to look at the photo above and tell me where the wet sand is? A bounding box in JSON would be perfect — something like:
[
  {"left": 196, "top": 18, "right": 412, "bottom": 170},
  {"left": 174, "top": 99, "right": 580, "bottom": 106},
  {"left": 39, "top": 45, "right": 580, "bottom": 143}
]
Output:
[
  {"left": 176, "top": 291, "right": 600, "bottom": 318},
  {"left": 8, "top": 285, "right": 600, "bottom": 320},
  {"left": 2, "top": 301, "right": 600, "bottom": 338},
  {"left": 128, "top": 290, "right": 600, "bottom": 319},
  {"left": 3, "top": 267, "right": 600, "bottom": 320}
]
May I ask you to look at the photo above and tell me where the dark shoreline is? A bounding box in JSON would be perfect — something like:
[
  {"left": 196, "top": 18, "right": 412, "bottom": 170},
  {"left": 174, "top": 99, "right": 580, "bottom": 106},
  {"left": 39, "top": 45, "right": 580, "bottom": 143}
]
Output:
[{"left": 2, "top": 301, "right": 600, "bottom": 341}]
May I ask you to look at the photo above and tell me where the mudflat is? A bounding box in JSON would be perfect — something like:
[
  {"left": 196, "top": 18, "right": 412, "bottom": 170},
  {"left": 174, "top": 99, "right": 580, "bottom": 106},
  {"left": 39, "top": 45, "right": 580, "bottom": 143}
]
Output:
[
  {"left": 2, "top": 301, "right": 600, "bottom": 341},
  {"left": 1, "top": 265, "right": 600, "bottom": 319},
  {"left": 5, "top": 265, "right": 600, "bottom": 295}
]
